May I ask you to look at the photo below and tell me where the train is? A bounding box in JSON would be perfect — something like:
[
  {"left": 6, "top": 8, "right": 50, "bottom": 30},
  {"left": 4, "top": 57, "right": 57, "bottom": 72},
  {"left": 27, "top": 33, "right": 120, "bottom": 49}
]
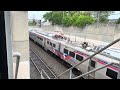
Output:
[{"left": 29, "top": 29, "right": 120, "bottom": 79}]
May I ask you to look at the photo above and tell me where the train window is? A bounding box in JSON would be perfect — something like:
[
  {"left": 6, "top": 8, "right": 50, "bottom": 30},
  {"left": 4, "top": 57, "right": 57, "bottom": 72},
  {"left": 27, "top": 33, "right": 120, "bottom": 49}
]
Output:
[
  {"left": 47, "top": 41, "right": 49, "bottom": 44},
  {"left": 50, "top": 42, "right": 52, "bottom": 46},
  {"left": 64, "top": 48, "right": 68, "bottom": 54},
  {"left": 39, "top": 37, "right": 41, "bottom": 40},
  {"left": 107, "top": 53, "right": 110, "bottom": 55},
  {"left": 106, "top": 68, "right": 118, "bottom": 79},
  {"left": 93, "top": 46, "right": 97, "bottom": 51},
  {"left": 41, "top": 38, "right": 43, "bottom": 41},
  {"left": 69, "top": 51, "right": 75, "bottom": 58},
  {"left": 76, "top": 55, "right": 83, "bottom": 61},
  {"left": 96, "top": 47, "right": 100, "bottom": 51},
  {"left": 37, "top": 36, "right": 39, "bottom": 39},
  {"left": 53, "top": 43, "right": 56, "bottom": 48},
  {"left": 91, "top": 60, "right": 96, "bottom": 68}
]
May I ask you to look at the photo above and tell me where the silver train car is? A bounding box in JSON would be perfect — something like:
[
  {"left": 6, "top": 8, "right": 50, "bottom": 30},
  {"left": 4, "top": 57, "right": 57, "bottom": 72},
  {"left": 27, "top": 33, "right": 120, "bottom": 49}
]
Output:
[{"left": 29, "top": 30, "right": 120, "bottom": 79}]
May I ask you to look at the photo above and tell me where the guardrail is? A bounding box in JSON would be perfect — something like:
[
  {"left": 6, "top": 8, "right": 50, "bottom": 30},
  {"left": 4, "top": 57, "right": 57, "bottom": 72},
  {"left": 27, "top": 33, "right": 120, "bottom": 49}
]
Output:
[{"left": 72, "top": 62, "right": 113, "bottom": 79}]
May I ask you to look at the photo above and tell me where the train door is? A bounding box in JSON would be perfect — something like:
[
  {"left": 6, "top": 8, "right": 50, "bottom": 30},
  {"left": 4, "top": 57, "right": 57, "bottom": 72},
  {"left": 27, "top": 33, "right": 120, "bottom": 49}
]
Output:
[
  {"left": 0, "top": 11, "right": 13, "bottom": 79},
  {"left": 58, "top": 42, "right": 61, "bottom": 52},
  {"left": 68, "top": 49, "right": 76, "bottom": 65},
  {"left": 44, "top": 38, "right": 47, "bottom": 51},
  {"left": 88, "top": 59, "right": 96, "bottom": 79}
]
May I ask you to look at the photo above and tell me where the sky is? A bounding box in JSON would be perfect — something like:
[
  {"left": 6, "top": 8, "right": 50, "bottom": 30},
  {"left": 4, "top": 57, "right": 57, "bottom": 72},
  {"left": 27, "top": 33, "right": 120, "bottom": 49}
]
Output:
[
  {"left": 28, "top": 11, "right": 120, "bottom": 21},
  {"left": 28, "top": 11, "right": 50, "bottom": 21}
]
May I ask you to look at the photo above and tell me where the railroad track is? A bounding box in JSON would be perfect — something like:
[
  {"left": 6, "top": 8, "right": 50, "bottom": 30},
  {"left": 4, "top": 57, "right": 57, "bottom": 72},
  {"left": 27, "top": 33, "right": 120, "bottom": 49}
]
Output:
[
  {"left": 30, "top": 40, "right": 83, "bottom": 79},
  {"left": 30, "top": 48, "right": 58, "bottom": 79}
]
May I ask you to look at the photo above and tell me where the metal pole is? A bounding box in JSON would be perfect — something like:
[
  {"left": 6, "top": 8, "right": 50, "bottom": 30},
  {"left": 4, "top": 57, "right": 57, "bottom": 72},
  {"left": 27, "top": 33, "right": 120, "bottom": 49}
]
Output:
[
  {"left": 96, "top": 11, "right": 100, "bottom": 28},
  {"left": 63, "top": 11, "right": 64, "bottom": 18},
  {"left": 62, "top": 11, "right": 64, "bottom": 26},
  {"left": 73, "top": 63, "right": 113, "bottom": 79},
  {"left": 13, "top": 52, "right": 21, "bottom": 79},
  {"left": 87, "top": 59, "right": 91, "bottom": 79},
  {"left": 56, "top": 38, "right": 120, "bottom": 78},
  {"left": 15, "top": 56, "right": 20, "bottom": 79},
  {"left": 4, "top": 11, "right": 14, "bottom": 79},
  {"left": 75, "top": 34, "right": 76, "bottom": 42}
]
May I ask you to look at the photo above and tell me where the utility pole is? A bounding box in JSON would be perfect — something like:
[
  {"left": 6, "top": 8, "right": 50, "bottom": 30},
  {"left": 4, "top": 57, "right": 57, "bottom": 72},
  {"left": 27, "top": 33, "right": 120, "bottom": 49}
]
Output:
[
  {"left": 63, "top": 11, "right": 64, "bottom": 19},
  {"left": 96, "top": 11, "right": 100, "bottom": 28},
  {"left": 62, "top": 11, "right": 65, "bottom": 26}
]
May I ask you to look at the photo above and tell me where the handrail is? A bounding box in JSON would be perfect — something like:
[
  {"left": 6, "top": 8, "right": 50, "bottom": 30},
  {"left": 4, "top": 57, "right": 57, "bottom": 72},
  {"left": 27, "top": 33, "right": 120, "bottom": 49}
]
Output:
[
  {"left": 56, "top": 38, "right": 120, "bottom": 78},
  {"left": 72, "top": 62, "right": 113, "bottom": 79},
  {"left": 13, "top": 52, "right": 21, "bottom": 79}
]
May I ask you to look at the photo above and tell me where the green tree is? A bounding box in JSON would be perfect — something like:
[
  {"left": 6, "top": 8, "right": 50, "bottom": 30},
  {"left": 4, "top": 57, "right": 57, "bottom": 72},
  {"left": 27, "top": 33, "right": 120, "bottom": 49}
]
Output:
[
  {"left": 43, "top": 11, "right": 96, "bottom": 27},
  {"left": 116, "top": 18, "right": 120, "bottom": 24},
  {"left": 92, "top": 11, "right": 114, "bottom": 23},
  {"left": 62, "top": 15, "right": 70, "bottom": 26},
  {"left": 63, "top": 12, "right": 95, "bottom": 27},
  {"left": 43, "top": 12, "right": 53, "bottom": 22},
  {"left": 28, "top": 19, "right": 37, "bottom": 26},
  {"left": 51, "top": 11, "right": 63, "bottom": 25},
  {"left": 73, "top": 15, "right": 96, "bottom": 27},
  {"left": 63, "top": 12, "right": 79, "bottom": 26},
  {"left": 43, "top": 11, "right": 63, "bottom": 25},
  {"left": 32, "top": 19, "right": 37, "bottom": 25}
]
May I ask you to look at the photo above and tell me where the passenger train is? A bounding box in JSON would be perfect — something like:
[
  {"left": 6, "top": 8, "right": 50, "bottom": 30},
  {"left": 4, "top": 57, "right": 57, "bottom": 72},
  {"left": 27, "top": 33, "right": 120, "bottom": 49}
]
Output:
[{"left": 29, "top": 29, "right": 120, "bottom": 79}]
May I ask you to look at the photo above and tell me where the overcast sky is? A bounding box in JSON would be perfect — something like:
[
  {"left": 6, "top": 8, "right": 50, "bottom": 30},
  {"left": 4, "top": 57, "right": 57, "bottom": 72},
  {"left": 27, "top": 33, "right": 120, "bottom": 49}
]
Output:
[
  {"left": 28, "top": 11, "right": 50, "bottom": 20},
  {"left": 28, "top": 11, "right": 120, "bottom": 20}
]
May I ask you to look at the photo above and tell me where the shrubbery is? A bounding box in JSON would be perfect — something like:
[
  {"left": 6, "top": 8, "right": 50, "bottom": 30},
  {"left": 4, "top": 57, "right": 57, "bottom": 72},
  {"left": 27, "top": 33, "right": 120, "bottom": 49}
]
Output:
[{"left": 43, "top": 11, "right": 96, "bottom": 27}]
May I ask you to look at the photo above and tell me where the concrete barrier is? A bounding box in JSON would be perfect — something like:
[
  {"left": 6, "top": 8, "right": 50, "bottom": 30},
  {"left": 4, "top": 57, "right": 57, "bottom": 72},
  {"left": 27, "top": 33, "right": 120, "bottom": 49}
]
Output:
[{"left": 31, "top": 24, "right": 120, "bottom": 48}]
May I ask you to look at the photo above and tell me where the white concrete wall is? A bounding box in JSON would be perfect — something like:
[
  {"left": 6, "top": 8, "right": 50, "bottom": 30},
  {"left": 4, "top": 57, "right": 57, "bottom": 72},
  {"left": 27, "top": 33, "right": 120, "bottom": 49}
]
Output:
[
  {"left": 35, "top": 25, "right": 120, "bottom": 48},
  {"left": 11, "top": 11, "right": 30, "bottom": 79}
]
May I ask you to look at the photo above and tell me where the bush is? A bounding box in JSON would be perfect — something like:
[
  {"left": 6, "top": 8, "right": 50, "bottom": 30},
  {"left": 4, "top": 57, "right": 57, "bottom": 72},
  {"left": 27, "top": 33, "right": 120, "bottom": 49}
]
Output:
[
  {"left": 62, "top": 16, "right": 70, "bottom": 26},
  {"left": 43, "top": 11, "right": 96, "bottom": 27}
]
